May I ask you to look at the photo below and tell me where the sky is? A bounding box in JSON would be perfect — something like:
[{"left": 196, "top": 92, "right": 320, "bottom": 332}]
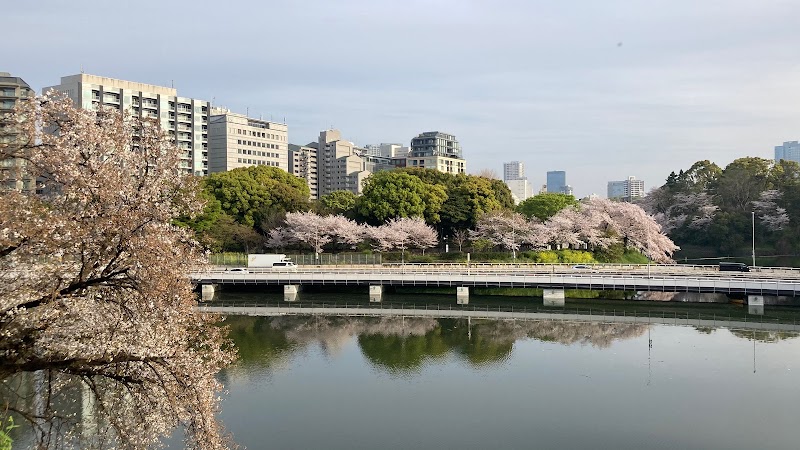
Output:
[{"left": 4, "top": 0, "right": 800, "bottom": 197}]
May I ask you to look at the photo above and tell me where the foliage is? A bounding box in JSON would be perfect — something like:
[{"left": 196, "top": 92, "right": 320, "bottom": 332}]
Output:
[
  {"left": 517, "top": 193, "right": 579, "bottom": 221},
  {"left": 317, "top": 190, "right": 357, "bottom": 216},
  {"left": 0, "top": 94, "right": 234, "bottom": 449},
  {"left": 0, "top": 415, "right": 15, "bottom": 450},
  {"left": 355, "top": 171, "right": 447, "bottom": 225},
  {"left": 203, "top": 165, "right": 310, "bottom": 227}
]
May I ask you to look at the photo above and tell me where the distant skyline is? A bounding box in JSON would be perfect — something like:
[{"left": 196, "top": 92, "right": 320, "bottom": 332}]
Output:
[{"left": 5, "top": 0, "right": 800, "bottom": 197}]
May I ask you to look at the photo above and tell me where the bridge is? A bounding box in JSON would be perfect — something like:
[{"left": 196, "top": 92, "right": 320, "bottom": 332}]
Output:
[{"left": 191, "top": 264, "right": 800, "bottom": 301}]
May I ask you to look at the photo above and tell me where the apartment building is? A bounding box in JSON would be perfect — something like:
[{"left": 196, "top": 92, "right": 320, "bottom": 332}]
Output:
[
  {"left": 607, "top": 176, "right": 645, "bottom": 201},
  {"left": 207, "top": 109, "right": 288, "bottom": 173},
  {"left": 44, "top": 74, "right": 211, "bottom": 175},
  {"left": 0, "top": 72, "right": 34, "bottom": 191},
  {"left": 317, "top": 129, "right": 372, "bottom": 197},
  {"left": 408, "top": 131, "right": 466, "bottom": 174},
  {"left": 503, "top": 161, "right": 525, "bottom": 181},
  {"left": 288, "top": 143, "right": 318, "bottom": 199}
]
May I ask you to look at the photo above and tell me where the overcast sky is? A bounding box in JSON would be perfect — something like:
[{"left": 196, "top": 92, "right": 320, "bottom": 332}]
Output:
[{"left": 5, "top": 0, "right": 800, "bottom": 197}]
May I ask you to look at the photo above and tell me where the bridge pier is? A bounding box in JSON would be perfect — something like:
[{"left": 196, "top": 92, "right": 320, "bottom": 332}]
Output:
[
  {"left": 200, "top": 284, "right": 216, "bottom": 302},
  {"left": 284, "top": 285, "right": 300, "bottom": 302},
  {"left": 543, "top": 288, "right": 565, "bottom": 307},
  {"left": 457, "top": 287, "right": 469, "bottom": 305},
  {"left": 748, "top": 295, "right": 764, "bottom": 315},
  {"left": 369, "top": 285, "right": 383, "bottom": 303}
]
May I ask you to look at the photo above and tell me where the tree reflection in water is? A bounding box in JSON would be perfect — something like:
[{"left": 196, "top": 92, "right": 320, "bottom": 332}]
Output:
[{"left": 224, "top": 316, "right": 652, "bottom": 376}]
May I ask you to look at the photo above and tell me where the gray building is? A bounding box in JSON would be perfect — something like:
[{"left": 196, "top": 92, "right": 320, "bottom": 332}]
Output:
[
  {"left": 503, "top": 161, "right": 525, "bottom": 181},
  {"left": 408, "top": 131, "right": 466, "bottom": 174},
  {"left": 289, "top": 143, "right": 318, "bottom": 199},
  {"left": 44, "top": 74, "right": 211, "bottom": 176},
  {"left": 608, "top": 176, "right": 645, "bottom": 201},
  {"left": 775, "top": 141, "right": 800, "bottom": 164},
  {"left": 317, "top": 129, "right": 372, "bottom": 197},
  {"left": 0, "top": 72, "right": 34, "bottom": 192},
  {"left": 546, "top": 170, "right": 572, "bottom": 195},
  {"left": 207, "top": 109, "right": 288, "bottom": 174}
]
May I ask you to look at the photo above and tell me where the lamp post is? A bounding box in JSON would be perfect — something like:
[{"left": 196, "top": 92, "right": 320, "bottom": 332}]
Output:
[{"left": 751, "top": 211, "right": 756, "bottom": 268}]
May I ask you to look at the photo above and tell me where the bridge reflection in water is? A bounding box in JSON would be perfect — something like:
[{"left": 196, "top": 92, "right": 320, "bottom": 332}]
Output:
[{"left": 200, "top": 303, "right": 800, "bottom": 333}]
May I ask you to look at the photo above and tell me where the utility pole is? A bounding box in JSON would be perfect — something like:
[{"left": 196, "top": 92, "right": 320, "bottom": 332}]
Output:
[{"left": 752, "top": 211, "right": 756, "bottom": 267}]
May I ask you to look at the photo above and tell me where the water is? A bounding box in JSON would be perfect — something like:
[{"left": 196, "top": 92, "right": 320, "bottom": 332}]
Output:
[{"left": 218, "top": 311, "right": 800, "bottom": 449}]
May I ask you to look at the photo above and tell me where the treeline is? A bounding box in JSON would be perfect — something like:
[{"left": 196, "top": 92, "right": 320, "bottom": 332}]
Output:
[
  {"left": 639, "top": 157, "right": 800, "bottom": 261},
  {"left": 179, "top": 165, "right": 676, "bottom": 262}
]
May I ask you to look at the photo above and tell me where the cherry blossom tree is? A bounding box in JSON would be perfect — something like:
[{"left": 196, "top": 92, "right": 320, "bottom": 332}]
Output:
[
  {"left": 367, "top": 217, "right": 438, "bottom": 259},
  {"left": 0, "top": 94, "right": 234, "bottom": 449},
  {"left": 329, "top": 215, "right": 368, "bottom": 250},
  {"left": 471, "top": 211, "right": 533, "bottom": 258},
  {"left": 752, "top": 190, "right": 789, "bottom": 231},
  {"left": 282, "top": 211, "right": 339, "bottom": 256}
]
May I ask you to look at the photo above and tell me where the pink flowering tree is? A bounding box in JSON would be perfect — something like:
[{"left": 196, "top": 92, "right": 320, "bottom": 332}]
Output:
[
  {"left": 471, "top": 211, "right": 532, "bottom": 258},
  {"left": 367, "top": 217, "right": 438, "bottom": 261},
  {"left": 0, "top": 94, "right": 234, "bottom": 449}
]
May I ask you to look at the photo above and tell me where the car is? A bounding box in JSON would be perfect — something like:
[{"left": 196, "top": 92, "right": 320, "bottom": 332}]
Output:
[
  {"left": 271, "top": 261, "right": 298, "bottom": 271},
  {"left": 227, "top": 267, "right": 249, "bottom": 273},
  {"left": 572, "top": 264, "right": 592, "bottom": 270}
]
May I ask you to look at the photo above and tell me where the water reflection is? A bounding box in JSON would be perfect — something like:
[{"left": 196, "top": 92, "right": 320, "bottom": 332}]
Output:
[{"left": 225, "top": 315, "right": 660, "bottom": 376}]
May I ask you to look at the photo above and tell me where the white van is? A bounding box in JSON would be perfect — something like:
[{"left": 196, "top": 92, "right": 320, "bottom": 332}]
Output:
[{"left": 271, "top": 261, "right": 298, "bottom": 271}]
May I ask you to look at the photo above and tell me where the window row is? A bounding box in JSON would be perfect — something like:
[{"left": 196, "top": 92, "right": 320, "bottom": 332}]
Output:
[
  {"left": 238, "top": 158, "right": 280, "bottom": 167},
  {"left": 238, "top": 149, "right": 280, "bottom": 158},
  {"left": 237, "top": 139, "right": 281, "bottom": 149},
  {"left": 235, "top": 128, "right": 285, "bottom": 141}
]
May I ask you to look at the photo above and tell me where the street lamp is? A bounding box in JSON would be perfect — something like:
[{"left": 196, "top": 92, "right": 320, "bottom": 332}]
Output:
[{"left": 751, "top": 211, "right": 756, "bottom": 268}]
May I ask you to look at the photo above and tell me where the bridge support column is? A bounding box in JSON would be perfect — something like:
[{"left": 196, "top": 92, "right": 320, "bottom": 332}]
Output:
[
  {"left": 748, "top": 295, "right": 764, "bottom": 315},
  {"left": 369, "top": 285, "right": 383, "bottom": 303},
  {"left": 200, "top": 284, "right": 215, "bottom": 302},
  {"left": 543, "top": 288, "right": 565, "bottom": 307},
  {"left": 284, "top": 285, "right": 300, "bottom": 302},
  {"left": 457, "top": 287, "right": 469, "bottom": 305}
]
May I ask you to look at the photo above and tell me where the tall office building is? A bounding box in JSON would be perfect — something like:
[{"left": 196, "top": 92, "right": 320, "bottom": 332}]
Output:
[
  {"left": 289, "top": 143, "right": 318, "bottom": 199},
  {"left": 44, "top": 74, "right": 211, "bottom": 175},
  {"left": 503, "top": 161, "right": 525, "bottom": 181},
  {"left": 0, "top": 72, "right": 34, "bottom": 191},
  {"left": 607, "top": 176, "right": 645, "bottom": 201},
  {"left": 546, "top": 170, "right": 572, "bottom": 195},
  {"left": 775, "top": 141, "right": 800, "bottom": 164},
  {"left": 408, "top": 131, "right": 466, "bottom": 174},
  {"left": 207, "top": 109, "right": 288, "bottom": 173}
]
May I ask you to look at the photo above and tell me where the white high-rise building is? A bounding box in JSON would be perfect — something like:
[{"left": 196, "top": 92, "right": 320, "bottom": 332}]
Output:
[
  {"left": 503, "top": 161, "right": 530, "bottom": 203},
  {"left": 408, "top": 131, "right": 466, "bottom": 174},
  {"left": 44, "top": 74, "right": 211, "bottom": 175},
  {"left": 207, "top": 108, "right": 288, "bottom": 173},
  {"left": 607, "top": 176, "right": 645, "bottom": 201},
  {"left": 289, "top": 143, "right": 318, "bottom": 199},
  {"left": 0, "top": 72, "right": 34, "bottom": 192}
]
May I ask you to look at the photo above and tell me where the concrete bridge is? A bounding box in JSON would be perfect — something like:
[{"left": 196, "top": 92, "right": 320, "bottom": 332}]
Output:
[{"left": 192, "top": 263, "right": 800, "bottom": 303}]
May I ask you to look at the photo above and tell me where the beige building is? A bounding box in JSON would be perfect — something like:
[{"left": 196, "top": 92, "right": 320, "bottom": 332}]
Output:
[
  {"left": 207, "top": 109, "right": 288, "bottom": 173},
  {"left": 44, "top": 74, "right": 211, "bottom": 175},
  {"left": 288, "top": 143, "right": 318, "bottom": 199},
  {"left": 317, "top": 129, "right": 370, "bottom": 197},
  {"left": 0, "top": 72, "right": 34, "bottom": 192},
  {"left": 408, "top": 131, "right": 466, "bottom": 174}
]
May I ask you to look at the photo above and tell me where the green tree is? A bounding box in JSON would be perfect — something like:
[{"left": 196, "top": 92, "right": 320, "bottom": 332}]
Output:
[
  {"left": 714, "top": 157, "right": 773, "bottom": 213},
  {"left": 317, "top": 190, "right": 357, "bottom": 216},
  {"left": 203, "top": 165, "right": 310, "bottom": 227},
  {"left": 399, "top": 169, "right": 512, "bottom": 236},
  {"left": 517, "top": 193, "right": 579, "bottom": 221},
  {"left": 354, "top": 171, "right": 447, "bottom": 224}
]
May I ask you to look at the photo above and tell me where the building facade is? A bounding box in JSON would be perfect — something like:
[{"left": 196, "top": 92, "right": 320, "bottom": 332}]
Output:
[
  {"left": 503, "top": 161, "right": 525, "bottom": 181},
  {"left": 607, "top": 176, "right": 645, "bottom": 201},
  {"left": 44, "top": 74, "right": 211, "bottom": 175},
  {"left": 0, "top": 72, "right": 34, "bottom": 191},
  {"left": 505, "top": 179, "right": 532, "bottom": 204},
  {"left": 775, "top": 141, "right": 800, "bottom": 164},
  {"left": 207, "top": 109, "right": 288, "bottom": 173},
  {"left": 546, "top": 170, "right": 572, "bottom": 195},
  {"left": 408, "top": 131, "right": 466, "bottom": 174},
  {"left": 317, "top": 129, "right": 371, "bottom": 197},
  {"left": 288, "top": 143, "right": 319, "bottom": 199}
]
